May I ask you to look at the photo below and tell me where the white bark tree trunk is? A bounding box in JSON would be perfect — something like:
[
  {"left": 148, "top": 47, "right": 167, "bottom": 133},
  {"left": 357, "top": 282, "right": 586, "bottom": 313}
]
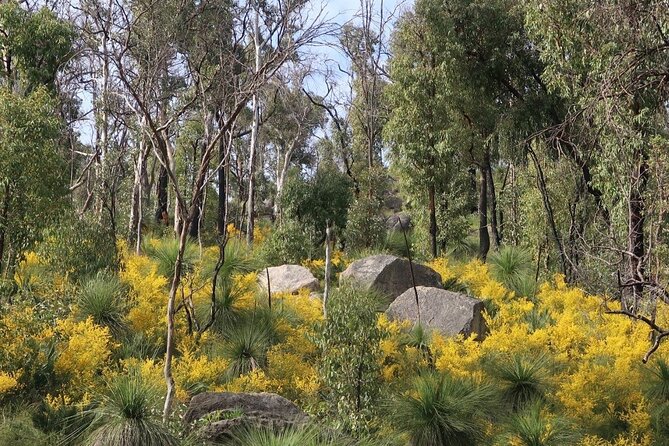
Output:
[{"left": 246, "top": 2, "right": 261, "bottom": 244}]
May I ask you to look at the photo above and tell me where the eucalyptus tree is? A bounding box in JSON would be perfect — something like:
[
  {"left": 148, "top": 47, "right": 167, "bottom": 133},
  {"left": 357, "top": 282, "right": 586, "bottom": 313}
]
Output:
[
  {"left": 525, "top": 0, "right": 669, "bottom": 352},
  {"left": 264, "top": 68, "right": 326, "bottom": 221},
  {"left": 386, "top": 0, "right": 571, "bottom": 264},
  {"left": 385, "top": 5, "right": 456, "bottom": 258},
  {"left": 73, "top": 0, "right": 132, "bottom": 239},
  {"left": 105, "top": 0, "right": 332, "bottom": 419},
  {"left": 0, "top": 2, "right": 73, "bottom": 276}
]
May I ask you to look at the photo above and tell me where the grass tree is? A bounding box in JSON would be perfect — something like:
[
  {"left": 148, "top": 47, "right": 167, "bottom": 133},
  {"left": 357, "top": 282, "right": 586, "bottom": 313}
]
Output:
[
  {"left": 389, "top": 371, "right": 498, "bottom": 446},
  {"left": 492, "top": 354, "right": 551, "bottom": 412},
  {"left": 77, "top": 271, "right": 128, "bottom": 336},
  {"left": 499, "top": 402, "right": 579, "bottom": 446},
  {"left": 81, "top": 372, "right": 178, "bottom": 446}
]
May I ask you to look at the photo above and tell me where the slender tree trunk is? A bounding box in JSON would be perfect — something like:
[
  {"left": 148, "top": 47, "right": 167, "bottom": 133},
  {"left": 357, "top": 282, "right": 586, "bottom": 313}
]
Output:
[
  {"left": 274, "top": 147, "right": 295, "bottom": 222},
  {"left": 323, "top": 223, "right": 332, "bottom": 317},
  {"left": 162, "top": 220, "right": 190, "bottom": 421},
  {"left": 155, "top": 166, "right": 169, "bottom": 225},
  {"left": 486, "top": 153, "right": 500, "bottom": 249},
  {"left": 94, "top": 31, "right": 111, "bottom": 222},
  {"left": 428, "top": 182, "right": 437, "bottom": 258},
  {"left": 246, "top": 4, "right": 260, "bottom": 244},
  {"left": 527, "top": 144, "right": 569, "bottom": 278},
  {"left": 217, "top": 129, "right": 228, "bottom": 237},
  {"left": 129, "top": 138, "right": 149, "bottom": 252},
  {"left": 189, "top": 194, "right": 203, "bottom": 239},
  {"left": 478, "top": 165, "right": 490, "bottom": 261},
  {"left": 0, "top": 183, "right": 11, "bottom": 275},
  {"left": 626, "top": 157, "right": 648, "bottom": 311}
]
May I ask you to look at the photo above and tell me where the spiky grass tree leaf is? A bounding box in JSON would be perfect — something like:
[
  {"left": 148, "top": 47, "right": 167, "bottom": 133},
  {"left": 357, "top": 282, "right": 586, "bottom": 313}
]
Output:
[
  {"left": 77, "top": 271, "right": 128, "bottom": 336},
  {"left": 399, "top": 324, "right": 434, "bottom": 368},
  {"left": 447, "top": 237, "right": 479, "bottom": 260},
  {"left": 199, "top": 239, "right": 255, "bottom": 334},
  {"left": 500, "top": 401, "right": 580, "bottom": 446},
  {"left": 488, "top": 246, "right": 534, "bottom": 293},
  {"left": 389, "top": 372, "right": 498, "bottom": 446},
  {"left": 142, "top": 237, "right": 198, "bottom": 278},
  {"left": 523, "top": 308, "right": 554, "bottom": 333},
  {"left": 82, "top": 372, "right": 177, "bottom": 446},
  {"left": 221, "top": 316, "right": 273, "bottom": 378},
  {"left": 645, "top": 358, "right": 669, "bottom": 402},
  {"left": 228, "top": 424, "right": 392, "bottom": 446},
  {"left": 229, "top": 425, "right": 324, "bottom": 446},
  {"left": 492, "top": 354, "right": 550, "bottom": 411}
]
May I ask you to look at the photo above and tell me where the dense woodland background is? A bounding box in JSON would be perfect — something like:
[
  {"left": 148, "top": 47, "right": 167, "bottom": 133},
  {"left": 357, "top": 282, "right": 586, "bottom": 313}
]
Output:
[{"left": 0, "top": 0, "right": 669, "bottom": 445}]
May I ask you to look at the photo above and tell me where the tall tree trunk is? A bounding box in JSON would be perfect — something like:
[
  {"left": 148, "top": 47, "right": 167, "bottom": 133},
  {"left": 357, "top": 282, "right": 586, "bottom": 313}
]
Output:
[
  {"left": 0, "top": 183, "right": 11, "bottom": 275},
  {"left": 486, "top": 153, "right": 500, "bottom": 249},
  {"left": 189, "top": 194, "right": 203, "bottom": 239},
  {"left": 527, "top": 144, "right": 569, "bottom": 279},
  {"left": 129, "top": 139, "right": 149, "bottom": 253},
  {"left": 162, "top": 219, "right": 190, "bottom": 421},
  {"left": 246, "top": 3, "right": 260, "bottom": 244},
  {"left": 626, "top": 157, "right": 648, "bottom": 311},
  {"left": 428, "top": 182, "right": 437, "bottom": 258},
  {"left": 478, "top": 165, "right": 490, "bottom": 261},
  {"left": 217, "top": 129, "right": 229, "bottom": 237},
  {"left": 155, "top": 165, "right": 169, "bottom": 225}
]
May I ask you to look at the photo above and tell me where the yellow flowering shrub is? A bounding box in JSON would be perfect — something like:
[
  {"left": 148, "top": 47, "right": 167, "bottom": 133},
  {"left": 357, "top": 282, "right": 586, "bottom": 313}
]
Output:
[
  {"left": 457, "top": 259, "right": 508, "bottom": 306},
  {"left": 424, "top": 260, "right": 668, "bottom": 442},
  {"left": 432, "top": 333, "right": 484, "bottom": 381},
  {"left": 253, "top": 224, "right": 270, "bottom": 243},
  {"left": 14, "top": 251, "right": 43, "bottom": 289},
  {"left": 173, "top": 337, "right": 229, "bottom": 402},
  {"left": 377, "top": 314, "right": 425, "bottom": 383},
  {"left": 54, "top": 317, "right": 114, "bottom": 392},
  {"left": 230, "top": 272, "right": 259, "bottom": 310},
  {"left": 332, "top": 250, "right": 349, "bottom": 270},
  {"left": 227, "top": 223, "right": 242, "bottom": 239},
  {"left": 302, "top": 251, "right": 349, "bottom": 280},
  {"left": 223, "top": 369, "right": 278, "bottom": 393},
  {"left": 0, "top": 305, "right": 54, "bottom": 390},
  {"left": 0, "top": 371, "right": 18, "bottom": 394},
  {"left": 302, "top": 258, "right": 325, "bottom": 279},
  {"left": 425, "top": 256, "right": 455, "bottom": 284},
  {"left": 121, "top": 250, "right": 169, "bottom": 340}
]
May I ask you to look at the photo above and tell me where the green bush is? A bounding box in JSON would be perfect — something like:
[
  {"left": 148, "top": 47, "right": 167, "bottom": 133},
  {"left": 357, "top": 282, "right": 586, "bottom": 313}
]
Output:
[
  {"left": 258, "top": 219, "right": 314, "bottom": 266},
  {"left": 281, "top": 164, "right": 352, "bottom": 242},
  {"left": 316, "top": 284, "right": 383, "bottom": 435},
  {"left": 142, "top": 237, "right": 198, "bottom": 278},
  {"left": 0, "top": 411, "right": 53, "bottom": 445},
  {"left": 488, "top": 245, "right": 536, "bottom": 298},
  {"left": 38, "top": 215, "right": 117, "bottom": 283},
  {"left": 344, "top": 196, "right": 386, "bottom": 253},
  {"left": 499, "top": 401, "right": 580, "bottom": 446},
  {"left": 489, "top": 354, "right": 551, "bottom": 412}
]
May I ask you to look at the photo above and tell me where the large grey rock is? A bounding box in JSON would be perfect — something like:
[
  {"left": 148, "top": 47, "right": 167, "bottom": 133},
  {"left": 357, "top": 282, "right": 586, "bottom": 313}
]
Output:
[
  {"left": 386, "top": 286, "right": 487, "bottom": 339},
  {"left": 339, "top": 254, "right": 442, "bottom": 307},
  {"left": 258, "top": 264, "right": 319, "bottom": 295},
  {"left": 386, "top": 213, "right": 412, "bottom": 231},
  {"left": 184, "top": 392, "right": 309, "bottom": 441}
]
